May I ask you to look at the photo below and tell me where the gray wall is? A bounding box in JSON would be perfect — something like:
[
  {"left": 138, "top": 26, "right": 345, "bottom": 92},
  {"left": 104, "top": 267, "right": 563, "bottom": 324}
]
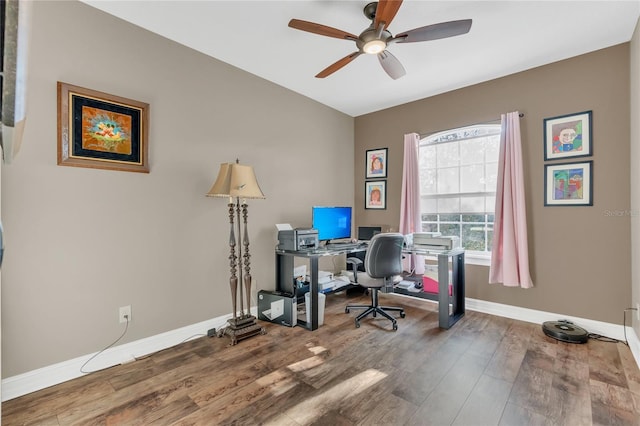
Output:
[
  {"left": 1, "top": 1, "right": 353, "bottom": 377},
  {"left": 355, "top": 44, "right": 631, "bottom": 325}
]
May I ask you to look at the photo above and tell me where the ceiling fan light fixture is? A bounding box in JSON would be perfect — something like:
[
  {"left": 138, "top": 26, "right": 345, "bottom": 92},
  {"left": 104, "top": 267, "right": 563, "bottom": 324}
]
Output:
[
  {"left": 363, "top": 39, "right": 386, "bottom": 54},
  {"left": 288, "top": 0, "right": 472, "bottom": 79}
]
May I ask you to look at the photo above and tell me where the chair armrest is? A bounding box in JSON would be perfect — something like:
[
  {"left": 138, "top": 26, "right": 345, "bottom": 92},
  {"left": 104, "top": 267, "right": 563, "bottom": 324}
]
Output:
[{"left": 346, "top": 258, "right": 363, "bottom": 283}]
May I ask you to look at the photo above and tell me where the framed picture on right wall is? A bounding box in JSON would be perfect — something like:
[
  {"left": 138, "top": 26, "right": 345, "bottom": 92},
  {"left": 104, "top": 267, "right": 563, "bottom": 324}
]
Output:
[
  {"left": 543, "top": 110, "right": 592, "bottom": 160},
  {"left": 544, "top": 160, "right": 593, "bottom": 206}
]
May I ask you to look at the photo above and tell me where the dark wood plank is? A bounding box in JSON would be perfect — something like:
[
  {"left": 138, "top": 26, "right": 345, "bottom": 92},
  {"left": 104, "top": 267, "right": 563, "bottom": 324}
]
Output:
[
  {"left": 618, "top": 341, "right": 640, "bottom": 396},
  {"left": 552, "top": 345, "right": 590, "bottom": 397},
  {"left": 506, "top": 351, "right": 556, "bottom": 415},
  {"left": 588, "top": 338, "right": 628, "bottom": 388},
  {"left": 547, "top": 385, "right": 592, "bottom": 425},
  {"left": 499, "top": 402, "right": 554, "bottom": 425},
  {"left": 589, "top": 378, "right": 638, "bottom": 424},
  {"left": 3, "top": 292, "right": 640, "bottom": 425},
  {"left": 350, "top": 391, "right": 417, "bottom": 425},
  {"left": 452, "top": 374, "right": 512, "bottom": 425},
  {"left": 406, "top": 351, "right": 492, "bottom": 425},
  {"left": 484, "top": 320, "right": 535, "bottom": 383}
]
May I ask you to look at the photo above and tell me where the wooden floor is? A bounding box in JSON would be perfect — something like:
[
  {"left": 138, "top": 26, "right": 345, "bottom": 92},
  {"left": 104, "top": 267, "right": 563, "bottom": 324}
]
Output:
[{"left": 4, "top": 291, "right": 640, "bottom": 425}]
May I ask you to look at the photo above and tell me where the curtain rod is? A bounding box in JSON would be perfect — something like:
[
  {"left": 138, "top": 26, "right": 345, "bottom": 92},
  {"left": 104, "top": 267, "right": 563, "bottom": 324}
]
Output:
[{"left": 418, "top": 112, "right": 524, "bottom": 139}]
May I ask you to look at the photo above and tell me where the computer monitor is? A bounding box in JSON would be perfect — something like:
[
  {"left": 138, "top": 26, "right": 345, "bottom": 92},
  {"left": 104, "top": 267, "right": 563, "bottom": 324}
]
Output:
[
  {"left": 312, "top": 206, "right": 352, "bottom": 242},
  {"left": 357, "top": 226, "right": 382, "bottom": 241}
]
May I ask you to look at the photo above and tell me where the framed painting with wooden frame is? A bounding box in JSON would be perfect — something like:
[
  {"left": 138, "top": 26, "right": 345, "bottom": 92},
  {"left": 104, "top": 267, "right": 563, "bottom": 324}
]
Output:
[
  {"left": 57, "top": 82, "right": 149, "bottom": 173},
  {"left": 365, "top": 180, "right": 386, "bottom": 210},
  {"left": 544, "top": 160, "right": 593, "bottom": 206}
]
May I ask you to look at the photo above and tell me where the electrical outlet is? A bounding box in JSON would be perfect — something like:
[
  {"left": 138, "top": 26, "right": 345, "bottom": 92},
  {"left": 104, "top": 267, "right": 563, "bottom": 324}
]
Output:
[{"left": 119, "top": 305, "right": 132, "bottom": 323}]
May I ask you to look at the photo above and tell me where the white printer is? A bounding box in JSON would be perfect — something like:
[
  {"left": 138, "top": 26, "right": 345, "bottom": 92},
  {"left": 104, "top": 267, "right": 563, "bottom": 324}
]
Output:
[{"left": 412, "top": 232, "right": 460, "bottom": 250}]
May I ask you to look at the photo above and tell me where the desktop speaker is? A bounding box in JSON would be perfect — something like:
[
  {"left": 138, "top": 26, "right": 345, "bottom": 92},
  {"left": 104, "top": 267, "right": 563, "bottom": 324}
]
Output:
[{"left": 358, "top": 226, "right": 382, "bottom": 241}]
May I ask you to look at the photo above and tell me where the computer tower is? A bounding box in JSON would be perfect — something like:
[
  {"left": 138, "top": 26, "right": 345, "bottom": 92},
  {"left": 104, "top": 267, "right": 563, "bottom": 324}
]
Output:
[{"left": 257, "top": 290, "right": 297, "bottom": 327}]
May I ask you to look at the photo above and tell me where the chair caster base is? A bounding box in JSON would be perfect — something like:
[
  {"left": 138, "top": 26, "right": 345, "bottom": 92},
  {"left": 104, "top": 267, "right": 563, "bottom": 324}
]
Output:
[{"left": 345, "top": 296, "right": 404, "bottom": 331}]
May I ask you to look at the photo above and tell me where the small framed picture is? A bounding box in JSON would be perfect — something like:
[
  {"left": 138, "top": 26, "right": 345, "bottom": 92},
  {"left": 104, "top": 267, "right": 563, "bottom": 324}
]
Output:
[
  {"left": 57, "top": 82, "right": 149, "bottom": 173},
  {"left": 544, "top": 160, "right": 593, "bottom": 206},
  {"left": 365, "top": 180, "right": 386, "bottom": 210},
  {"left": 366, "top": 148, "right": 388, "bottom": 179},
  {"left": 543, "top": 110, "right": 592, "bottom": 160}
]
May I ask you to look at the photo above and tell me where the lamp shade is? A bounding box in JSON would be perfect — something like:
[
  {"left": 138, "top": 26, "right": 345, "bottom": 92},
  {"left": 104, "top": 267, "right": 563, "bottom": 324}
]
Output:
[{"left": 206, "top": 162, "right": 265, "bottom": 199}]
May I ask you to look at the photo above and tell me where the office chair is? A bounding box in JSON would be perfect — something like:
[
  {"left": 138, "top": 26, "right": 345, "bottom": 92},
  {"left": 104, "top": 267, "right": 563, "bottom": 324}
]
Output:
[{"left": 345, "top": 233, "right": 406, "bottom": 331}]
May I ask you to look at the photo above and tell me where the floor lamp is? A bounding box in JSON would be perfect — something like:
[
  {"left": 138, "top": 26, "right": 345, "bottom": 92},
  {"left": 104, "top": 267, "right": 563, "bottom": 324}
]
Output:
[{"left": 206, "top": 160, "right": 266, "bottom": 345}]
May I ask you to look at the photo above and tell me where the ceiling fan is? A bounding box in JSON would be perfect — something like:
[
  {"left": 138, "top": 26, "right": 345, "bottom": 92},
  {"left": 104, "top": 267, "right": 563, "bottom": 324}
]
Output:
[{"left": 288, "top": 0, "right": 472, "bottom": 80}]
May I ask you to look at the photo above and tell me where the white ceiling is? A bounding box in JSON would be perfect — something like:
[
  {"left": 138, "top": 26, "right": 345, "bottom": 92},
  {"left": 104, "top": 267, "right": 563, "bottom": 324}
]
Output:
[{"left": 80, "top": 0, "right": 640, "bottom": 117}]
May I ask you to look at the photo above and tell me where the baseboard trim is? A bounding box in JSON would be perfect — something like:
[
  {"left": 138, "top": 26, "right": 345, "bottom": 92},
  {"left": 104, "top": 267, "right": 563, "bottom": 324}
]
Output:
[
  {"left": 466, "top": 298, "right": 640, "bottom": 367},
  {"left": 1, "top": 312, "right": 235, "bottom": 402},
  {"left": 626, "top": 326, "right": 640, "bottom": 368},
  {"left": 3, "top": 301, "right": 639, "bottom": 401},
  {"left": 466, "top": 298, "right": 626, "bottom": 340}
]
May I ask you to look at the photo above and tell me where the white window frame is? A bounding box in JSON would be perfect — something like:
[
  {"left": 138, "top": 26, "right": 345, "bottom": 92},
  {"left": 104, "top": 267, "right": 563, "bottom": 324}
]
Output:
[{"left": 418, "top": 123, "right": 501, "bottom": 266}]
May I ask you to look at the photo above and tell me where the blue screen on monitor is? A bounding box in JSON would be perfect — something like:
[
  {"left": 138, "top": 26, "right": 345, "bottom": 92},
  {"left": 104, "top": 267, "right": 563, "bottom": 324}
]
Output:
[{"left": 312, "top": 206, "right": 352, "bottom": 241}]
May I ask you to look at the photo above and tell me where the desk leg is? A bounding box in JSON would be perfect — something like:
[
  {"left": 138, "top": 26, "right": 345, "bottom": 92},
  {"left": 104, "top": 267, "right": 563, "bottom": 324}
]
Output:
[
  {"left": 437, "top": 254, "right": 449, "bottom": 328},
  {"left": 452, "top": 252, "right": 465, "bottom": 325},
  {"left": 276, "top": 253, "right": 295, "bottom": 294},
  {"left": 309, "top": 257, "right": 318, "bottom": 330},
  {"left": 437, "top": 252, "right": 465, "bottom": 329}
]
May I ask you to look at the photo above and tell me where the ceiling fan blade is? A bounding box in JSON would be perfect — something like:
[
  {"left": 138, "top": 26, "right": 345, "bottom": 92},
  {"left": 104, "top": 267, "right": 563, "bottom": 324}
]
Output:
[
  {"left": 316, "top": 52, "right": 362, "bottom": 78},
  {"left": 374, "top": 0, "right": 403, "bottom": 30},
  {"left": 394, "top": 19, "right": 472, "bottom": 43},
  {"left": 288, "top": 19, "right": 358, "bottom": 40},
  {"left": 378, "top": 50, "right": 406, "bottom": 80}
]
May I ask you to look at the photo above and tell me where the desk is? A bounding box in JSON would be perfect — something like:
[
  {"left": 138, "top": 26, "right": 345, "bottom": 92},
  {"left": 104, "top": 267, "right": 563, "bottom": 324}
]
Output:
[
  {"left": 400, "top": 246, "right": 465, "bottom": 329},
  {"left": 275, "top": 246, "right": 366, "bottom": 331},
  {"left": 275, "top": 245, "right": 465, "bottom": 331}
]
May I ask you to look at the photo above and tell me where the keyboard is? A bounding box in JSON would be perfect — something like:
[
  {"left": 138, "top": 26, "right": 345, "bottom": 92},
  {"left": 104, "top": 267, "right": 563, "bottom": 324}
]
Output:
[{"left": 326, "top": 242, "right": 365, "bottom": 250}]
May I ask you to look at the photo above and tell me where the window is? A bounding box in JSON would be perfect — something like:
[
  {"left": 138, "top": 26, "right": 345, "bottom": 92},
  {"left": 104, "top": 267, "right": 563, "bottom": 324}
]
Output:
[{"left": 418, "top": 124, "right": 501, "bottom": 262}]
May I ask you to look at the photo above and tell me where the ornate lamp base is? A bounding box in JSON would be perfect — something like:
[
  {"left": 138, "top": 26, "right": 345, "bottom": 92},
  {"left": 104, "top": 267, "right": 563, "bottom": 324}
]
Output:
[{"left": 215, "top": 314, "right": 266, "bottom": 346}]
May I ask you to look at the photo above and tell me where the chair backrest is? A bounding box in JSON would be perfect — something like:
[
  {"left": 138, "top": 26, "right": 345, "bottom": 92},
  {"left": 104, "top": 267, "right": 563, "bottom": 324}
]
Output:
[{"left": 364, "top": 232, "right": 405, "bottom": 279}]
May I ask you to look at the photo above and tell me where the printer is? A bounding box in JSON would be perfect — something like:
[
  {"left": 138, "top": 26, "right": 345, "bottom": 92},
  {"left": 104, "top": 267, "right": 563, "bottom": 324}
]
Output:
[
  {"left": 412, "top": 233, "right": 461, "bottom": 250},
  {"left": 277, "top": 228, "right": 319, "bottom": 251}
]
